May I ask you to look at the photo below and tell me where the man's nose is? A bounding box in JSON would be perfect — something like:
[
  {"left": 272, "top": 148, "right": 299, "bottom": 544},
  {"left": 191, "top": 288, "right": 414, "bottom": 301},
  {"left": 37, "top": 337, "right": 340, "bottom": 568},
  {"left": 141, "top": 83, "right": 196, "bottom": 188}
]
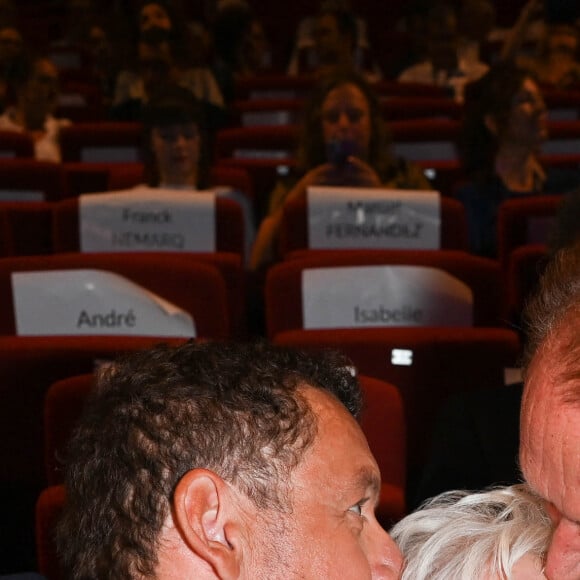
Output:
[
  {"left": 544, "top": 518, "right": 580, "bottom": 580},
  {"left": 369, "top": 522, "right": 403, "bottom": 579}
]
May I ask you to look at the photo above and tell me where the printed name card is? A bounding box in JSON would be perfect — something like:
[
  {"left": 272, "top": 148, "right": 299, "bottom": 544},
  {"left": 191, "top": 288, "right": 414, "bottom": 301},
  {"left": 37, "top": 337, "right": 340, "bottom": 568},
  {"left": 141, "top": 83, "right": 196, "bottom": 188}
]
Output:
[
  {"left": 12, "top": 269, "right": 196, "bottom": 337},
  {"left": 81, "top": 146, "right": 140, "bottom": 163},
  {"left": 302, "top": 265, "right": 473, "bottom": 329},
  {"left": 307, "top": 186, "right": 441, "bottom": 250},
  {"left": 79, "top": 188, "right": 216, "bottom": 252}
]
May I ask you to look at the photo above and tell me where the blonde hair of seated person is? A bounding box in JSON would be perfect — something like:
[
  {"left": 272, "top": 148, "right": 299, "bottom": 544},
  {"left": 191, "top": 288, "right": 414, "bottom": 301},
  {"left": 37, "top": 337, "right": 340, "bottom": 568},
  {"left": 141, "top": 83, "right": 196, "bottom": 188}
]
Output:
[{"left": 390, "top": 484, "right": 551, "bottom": 579}]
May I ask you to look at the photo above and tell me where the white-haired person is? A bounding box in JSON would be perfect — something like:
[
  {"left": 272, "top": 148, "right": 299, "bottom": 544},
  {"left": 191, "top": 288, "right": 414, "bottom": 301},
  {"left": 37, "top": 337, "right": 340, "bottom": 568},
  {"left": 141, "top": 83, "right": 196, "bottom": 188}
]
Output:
[{"left": 390, "top": 484, "right": 551, "bottom": 579}]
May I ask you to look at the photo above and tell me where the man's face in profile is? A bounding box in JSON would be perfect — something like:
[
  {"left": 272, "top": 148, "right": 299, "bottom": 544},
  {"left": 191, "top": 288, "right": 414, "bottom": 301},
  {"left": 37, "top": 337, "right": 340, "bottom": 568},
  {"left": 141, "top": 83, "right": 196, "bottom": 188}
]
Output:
[
  {"left": 520, "top": 330, "right": 580, "bottom": 580},
  {"left": 244, "top": 386, "right": 403, "bottom": 579}
]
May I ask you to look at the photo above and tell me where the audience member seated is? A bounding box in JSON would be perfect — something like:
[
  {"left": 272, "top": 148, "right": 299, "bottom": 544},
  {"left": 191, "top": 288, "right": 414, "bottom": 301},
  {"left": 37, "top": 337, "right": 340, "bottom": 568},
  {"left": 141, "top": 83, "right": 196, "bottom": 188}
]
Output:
[
  {"left": 210, "top": 2, "right": 272, "bottom": 104},
  {"left": 111, "top": 1, "right": 224, "bottom": 123},
  {"left": 141, "top": 85, "right": 255, "bottom": 259},
  {"left": 0, "top": 53, "right": 70, "bottom": 162},
  {"left": 457, "top": 0, "right": 497, "bottom": 69},
  {"left": 391, "top": 484, "right": 551, "bottom": 579},
  {"left": 141, "top": 85, "right": 208, "bottom": 189},
  {"left": 519, "top": 23, "right": 580, "bottom": 89},
  {"left": 250, "top": 71, "right": 430, "bottom": 270},
  {"left": 288, "top": 0, "right": 376, "bottom": 77},
  {"left": 457, "top": 62, "right": 580, "bottom": 257},
  {"left": 398, "top": 3, "right": 489, "bottom": 102},
  {"left": 56, "top": 341, "right": 403, "bottom": 578},
  {"left": 288, "top": 3, "right": 381, "bottom": 83},
  {"left": 56, "top": 2, "right": 119, "bottom": 107},
  {"left": 501, "top": 0, "right": 580, "bottom": 88}
]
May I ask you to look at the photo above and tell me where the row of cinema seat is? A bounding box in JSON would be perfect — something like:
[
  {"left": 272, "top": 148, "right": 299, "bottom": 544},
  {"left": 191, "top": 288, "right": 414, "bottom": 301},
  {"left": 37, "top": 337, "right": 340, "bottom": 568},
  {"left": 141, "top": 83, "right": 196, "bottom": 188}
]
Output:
[
  {"left": 3, "top": 113, "right": 580, "bottom": 210},
  {"left": 0, "top": 184, "right": 556, "bottom": 327},
  {"left": 0, "top": 251, "right": 518, "bottom": 508},
  {"left": 2, "top": 251, "right": 547, "bottom": 567},
  {"left": 47, "top": 65, "right": 580, "bottom": 125}
]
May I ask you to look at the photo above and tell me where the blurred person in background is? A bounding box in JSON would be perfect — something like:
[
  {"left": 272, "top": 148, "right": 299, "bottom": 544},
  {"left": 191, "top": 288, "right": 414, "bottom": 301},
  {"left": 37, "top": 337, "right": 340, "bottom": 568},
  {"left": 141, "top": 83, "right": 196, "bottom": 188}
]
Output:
[
  {"left": 210, "top": 1, "right": 272, "bottom": 104},
  {"left": 288, "top": 3, "right": 381, "bottom": 83},
  {"left": 457, "top": 61, "right": 580, "bottom": 257},
  {"left": 250, "top": 71, "right": 430, "bottom": 270},
  {"left": 0, "top": 53, "right": 70, "bottom": 162},
  {"left": 398, "top": 2, "right": 489, "bottom": 101},
  {"left": 111, "top": 1, "right": 224, "bottom": 123}
]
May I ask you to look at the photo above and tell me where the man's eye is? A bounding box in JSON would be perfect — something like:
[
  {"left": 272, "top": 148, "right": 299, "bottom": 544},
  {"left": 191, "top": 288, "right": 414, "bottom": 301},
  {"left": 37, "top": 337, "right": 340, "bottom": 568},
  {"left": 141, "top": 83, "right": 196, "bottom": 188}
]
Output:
[
  {"left": 348, "top": 500, "right": 366, "bottom": 517},
  {"left": 349, "top": 504, "right": 362, "bottom": 516}
]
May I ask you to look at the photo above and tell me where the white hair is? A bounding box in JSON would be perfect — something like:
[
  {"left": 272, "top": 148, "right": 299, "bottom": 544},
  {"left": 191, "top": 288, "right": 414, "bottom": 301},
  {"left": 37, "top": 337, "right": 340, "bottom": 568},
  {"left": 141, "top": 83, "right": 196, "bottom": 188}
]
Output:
[{"left": 390, "top": 484, "right": 552, "bottom": 579}]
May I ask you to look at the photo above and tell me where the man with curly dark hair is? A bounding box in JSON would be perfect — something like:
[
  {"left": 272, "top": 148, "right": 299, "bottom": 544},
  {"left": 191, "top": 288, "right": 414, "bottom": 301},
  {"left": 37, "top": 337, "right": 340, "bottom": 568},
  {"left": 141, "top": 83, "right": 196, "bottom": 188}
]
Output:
[{"left": 57, "top": 340, "right": 402, "bottom": 579}]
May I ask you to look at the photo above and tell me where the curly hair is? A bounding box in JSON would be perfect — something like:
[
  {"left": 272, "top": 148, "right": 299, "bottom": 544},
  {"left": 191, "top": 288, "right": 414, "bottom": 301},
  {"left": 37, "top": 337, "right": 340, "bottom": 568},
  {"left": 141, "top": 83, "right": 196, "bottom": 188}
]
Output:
[
  {"left": 57, "top": 340, "right": 361, "bottom": 579},
  {"left": 296, "top": 70, "right": 395, "bottom": 178},
  {"left": 391, "top": 484, "right": 551, "bottom": 579},
  {"left": 460, "top": 62, "right": 535, "bottom": 180}
]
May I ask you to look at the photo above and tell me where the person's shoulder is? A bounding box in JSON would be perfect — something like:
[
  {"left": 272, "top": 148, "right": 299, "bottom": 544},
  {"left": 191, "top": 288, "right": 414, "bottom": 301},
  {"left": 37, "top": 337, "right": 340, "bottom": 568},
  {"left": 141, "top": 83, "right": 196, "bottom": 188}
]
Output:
[
  {"left": 52, "top": 116, "right": 72, "bottom": 128},
  {"left": 462, "top": 59, "right": 489, "bottom": 80},
  {"left": 397, "top": 60, "right": 432, "bottom": 83},
  {"left": 0, "top": 108, "right": 16, "bottom": 129}
]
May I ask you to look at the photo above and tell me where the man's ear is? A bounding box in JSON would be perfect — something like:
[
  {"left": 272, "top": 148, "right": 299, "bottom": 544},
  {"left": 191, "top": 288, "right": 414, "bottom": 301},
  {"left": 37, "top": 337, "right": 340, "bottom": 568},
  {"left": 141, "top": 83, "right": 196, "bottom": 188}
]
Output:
[
  {"left": 173, "top": 469, "right": 242, "bottom": 579},
  {"left": 484, "top": 113, "right": 498, "bottom": 135}
]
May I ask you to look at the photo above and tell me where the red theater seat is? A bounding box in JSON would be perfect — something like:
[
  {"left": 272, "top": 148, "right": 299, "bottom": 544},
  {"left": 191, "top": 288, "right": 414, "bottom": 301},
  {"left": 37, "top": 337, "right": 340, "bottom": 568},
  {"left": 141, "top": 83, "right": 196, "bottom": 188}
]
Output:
[
  {"left": 504, "top": 244, "right": 549, "bottom": 323},
  {"left": 0, "top": 253, "right": 230, "bottom": 337},
  {"left": 389, "top": 119, "right": 460, "bottom": 163},
  {"left": 59, "top": 122, "right": 142, "bottom": 163},
  {"left": 265, "top": 250, "right": 504, "bottom": 338},
  {"left": 358, "top": 374, "right": 407, "bottom": 525},
  {"left": 496, "top": 195, "right": 563, "bottom": 270},
  {"left": 1, "top": 334, "right": 188, "bottom": 571},
  {"left": 44, "top": 374, "right": 94, "bottom": 485},
  {"left": 61, "top": 162, "right": 145, "bottom": 198},
  {"left": 0, "top": 201, "right": 53, "bottom": 256},
  {"left": 52, "top": 195, "right": 246, "bottom": 257},
  {"left": 0, "top": 130, "right": 35, "bottom": 158},
  {"left": 274, "top": 326, "right": 521, "bottom": 494},
  {"left": 0, "top": 159, "right": 65, "bottom": 201},
  {"left": 36, "top": 484, "right": 66, "bottom": 580}
]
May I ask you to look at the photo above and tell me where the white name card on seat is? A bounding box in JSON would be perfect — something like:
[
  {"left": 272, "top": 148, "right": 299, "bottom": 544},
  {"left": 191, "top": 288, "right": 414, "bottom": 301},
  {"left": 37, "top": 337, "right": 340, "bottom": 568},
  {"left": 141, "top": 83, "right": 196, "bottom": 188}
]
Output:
[
  {"left": 81, "top": 147, "right": 139, "bottom": 163},
  {"left": 79, "top": 188, "right": 216, "bottom": 252},
  {"left": 307, "top": 186, "right": 441, "bottom": 250},
  {"left": 12, "top": 269, "right": 195, "bottom": 337},
  {"left": 302, "top": 265, "right": 472, "bottom": 329},
  {"left": 0, "top": 189, "right": 44, "bottom": 201}
]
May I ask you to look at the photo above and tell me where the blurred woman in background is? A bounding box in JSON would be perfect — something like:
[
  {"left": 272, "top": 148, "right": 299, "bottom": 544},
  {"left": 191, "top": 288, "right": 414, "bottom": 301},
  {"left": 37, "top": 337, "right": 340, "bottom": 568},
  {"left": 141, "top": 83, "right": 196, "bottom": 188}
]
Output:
[
  {"left": 458, "top": 62, "right": 580, "bottom": 257},
  {"left": 250, "top": 70, "right": 430, "bottom": 270}
]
